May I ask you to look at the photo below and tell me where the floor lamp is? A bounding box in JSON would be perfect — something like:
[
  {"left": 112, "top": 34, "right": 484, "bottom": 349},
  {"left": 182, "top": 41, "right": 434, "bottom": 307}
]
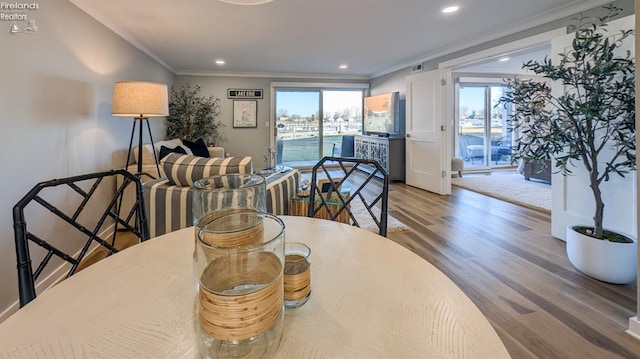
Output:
[{"left": 111, "top": 81, "right": 168, "bottom": 178}]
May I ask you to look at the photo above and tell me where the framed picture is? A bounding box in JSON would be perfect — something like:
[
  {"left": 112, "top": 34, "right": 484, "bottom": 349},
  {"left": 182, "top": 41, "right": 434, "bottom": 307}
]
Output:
[{"left": 233, "top": 100, "right": 257, "bottom": 128}]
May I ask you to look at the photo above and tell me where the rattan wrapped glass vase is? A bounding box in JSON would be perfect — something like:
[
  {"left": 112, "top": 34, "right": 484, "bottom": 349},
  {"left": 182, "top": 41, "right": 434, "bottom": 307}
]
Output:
[
  {"left": 195, "top": 212, "right": 285, "bottom": 358},
  {"left": 193, "top": 174, "right": 266, "bottom": 236},
  {"left": 192, "top": 174, "right": 266, "bottom": 283}
]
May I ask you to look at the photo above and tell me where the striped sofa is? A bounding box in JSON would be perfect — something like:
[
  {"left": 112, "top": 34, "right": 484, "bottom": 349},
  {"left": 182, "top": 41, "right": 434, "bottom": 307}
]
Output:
[{"left": 143, "top": 153, "right": 299, "bottom": 237}]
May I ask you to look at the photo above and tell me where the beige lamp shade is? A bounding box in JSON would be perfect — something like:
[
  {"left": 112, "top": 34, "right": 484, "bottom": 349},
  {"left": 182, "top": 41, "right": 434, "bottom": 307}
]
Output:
[{"left": 112, "top": 81, "right": 169, "bottom": 117}]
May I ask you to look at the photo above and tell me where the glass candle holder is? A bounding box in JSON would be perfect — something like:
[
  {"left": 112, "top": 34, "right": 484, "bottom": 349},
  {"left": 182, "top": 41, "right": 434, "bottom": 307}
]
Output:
[
  {"left": 195, "top": 212, "right": 285, "bottom": 358},
  {"left": 284, "top": 242, "right": 311, "bottom": 308}
]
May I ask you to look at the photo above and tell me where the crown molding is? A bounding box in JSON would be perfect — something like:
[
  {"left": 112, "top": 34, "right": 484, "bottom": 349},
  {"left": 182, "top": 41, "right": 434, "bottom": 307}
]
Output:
[
  {"left": 175, "top": 70, "right": 370, "bottom": 81},
  {"left": 69, "top": 0, "right": 176, "bottom": 74},
  {"left": 371, "top": 0, "right": 615, "bottom": 78}
]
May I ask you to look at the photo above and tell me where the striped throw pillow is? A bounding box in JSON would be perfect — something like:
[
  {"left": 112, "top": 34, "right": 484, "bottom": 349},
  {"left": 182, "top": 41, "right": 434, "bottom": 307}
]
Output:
[{"left": 161, "top": 153, "right": 253, "bottom": 187}]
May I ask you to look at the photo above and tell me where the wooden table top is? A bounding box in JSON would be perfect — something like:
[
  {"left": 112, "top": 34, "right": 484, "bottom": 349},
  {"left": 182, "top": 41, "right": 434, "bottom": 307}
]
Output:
[{"left": 0, "top": 216, "right": 510, "bottom": 358}]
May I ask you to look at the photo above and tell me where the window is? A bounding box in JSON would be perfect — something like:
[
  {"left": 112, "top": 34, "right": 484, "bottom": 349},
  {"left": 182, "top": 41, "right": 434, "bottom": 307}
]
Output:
[
  {"left": 456, "top": 82, "right": 512, "bottom": 169},
  {"left": 273, "top": 84, "right": 366, "bottom": 167}
]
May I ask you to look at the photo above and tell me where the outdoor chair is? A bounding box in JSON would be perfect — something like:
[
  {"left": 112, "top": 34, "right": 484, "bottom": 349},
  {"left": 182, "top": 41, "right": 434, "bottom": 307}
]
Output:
[
  {"left": 12, "top": 169, "right": 149, "bottom": 307},
  {"left": 308, "top": 156, "right": 389, "bottom": 237},
  {"left": 331, "top": 135, "right": 355, "bottom": 157},
  {"left": 459, "top": 134, "right": 513, "bottom": 165}
]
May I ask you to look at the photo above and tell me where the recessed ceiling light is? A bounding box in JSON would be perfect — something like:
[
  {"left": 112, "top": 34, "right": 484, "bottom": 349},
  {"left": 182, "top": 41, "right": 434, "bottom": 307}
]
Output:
[
  {"left": 498, "top": 57, "right": 510, "bottom": 62},
  {"left": 215, "top": 59, "right": 225, "bottom": 65},
  {"left": 219, "top": 0, "right": 273, "bottom": 5},
  {"left": 339, "top": 64, "right": 348, "bottom": 70},
  {"left": 442, "top": 5, "right": 459, "bottom": 14}
]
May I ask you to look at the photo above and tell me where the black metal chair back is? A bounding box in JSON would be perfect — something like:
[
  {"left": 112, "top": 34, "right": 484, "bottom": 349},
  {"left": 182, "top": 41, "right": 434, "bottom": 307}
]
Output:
[
  {"left": 12, "top": 169, "right": 149, "bottom": 307},
  {"left": 308, "top": 157, "right": 389, "bottom": 237}
]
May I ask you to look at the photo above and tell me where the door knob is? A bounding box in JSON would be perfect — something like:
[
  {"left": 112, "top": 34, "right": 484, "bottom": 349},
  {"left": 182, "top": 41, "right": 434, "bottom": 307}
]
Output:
[{"left": 406, "top": 133, "right": 411, "bottom": 138}]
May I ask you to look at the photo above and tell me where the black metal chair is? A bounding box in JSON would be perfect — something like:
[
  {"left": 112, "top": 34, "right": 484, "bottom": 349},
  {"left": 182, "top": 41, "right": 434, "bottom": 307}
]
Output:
[
  {"left": 12, "top": 169, "right": 150, "bottom": 307},
  {"left": 308, "top": 157, "right": 389, "bottom": 237}
]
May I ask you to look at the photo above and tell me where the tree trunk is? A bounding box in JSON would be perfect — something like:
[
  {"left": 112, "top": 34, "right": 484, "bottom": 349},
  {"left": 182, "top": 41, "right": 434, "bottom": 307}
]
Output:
[{"left": 589, "top": 171, "right": 604, "bottom": 239}]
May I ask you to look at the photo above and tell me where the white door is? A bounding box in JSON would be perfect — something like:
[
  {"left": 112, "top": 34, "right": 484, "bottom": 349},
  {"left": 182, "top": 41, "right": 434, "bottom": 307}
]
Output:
[
  {"left": 550, "top": 15, "right": 636, "bottom": 240},
  {"left": 405, "top": 69, "right": 448, "bottom": 195}
]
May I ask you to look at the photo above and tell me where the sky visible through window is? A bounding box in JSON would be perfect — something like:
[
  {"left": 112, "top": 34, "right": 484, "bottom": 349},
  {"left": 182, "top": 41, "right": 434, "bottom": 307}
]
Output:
[
  {"left": 459, "top": 86, "right": 505, "bottom": 118},
  {"left": 277, "top": 92, "right": 318, "bottom": 117},
  {"left": 277, "top": 90, "right": 362, "bottom": 117}
]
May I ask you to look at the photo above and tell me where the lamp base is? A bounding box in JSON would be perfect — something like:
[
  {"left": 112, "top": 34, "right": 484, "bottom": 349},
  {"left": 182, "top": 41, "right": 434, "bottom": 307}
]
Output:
[{"left": 125, "top": 116, "right": 161, "bottom": 178}]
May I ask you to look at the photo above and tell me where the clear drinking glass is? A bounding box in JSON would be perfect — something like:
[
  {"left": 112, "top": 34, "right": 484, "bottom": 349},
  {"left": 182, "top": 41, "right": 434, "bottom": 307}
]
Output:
[
  {"left": 284, "top": 242, "right": 311, "bottom": 308},
  {"left": 195, "top": 212, "right": 285, "bottom": 359}
]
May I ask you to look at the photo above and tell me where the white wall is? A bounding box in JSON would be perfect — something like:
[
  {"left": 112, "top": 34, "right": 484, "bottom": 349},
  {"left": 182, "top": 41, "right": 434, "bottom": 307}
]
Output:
[
  {"left": 175, "top": 76, "right": 273, "bottom": 166},
  {"left": 0, "top": 0, "right": 174, "bottom": 319},
  {"left": 175, "top": 76, "right": 368, "bottom": 166},
  {"left": 370, "top": 69, "right": 411, "bottom": 98}
]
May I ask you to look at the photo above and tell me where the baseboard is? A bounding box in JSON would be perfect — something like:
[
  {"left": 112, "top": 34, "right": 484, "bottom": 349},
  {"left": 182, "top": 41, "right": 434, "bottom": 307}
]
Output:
[
  {"left": 0, "top": 301, "right": 17, "bottom": 324},
  {"left": 627, "top": 316, "right": 640, "bottom": 341},
  {"left": 0, "top": 224, "right": 116, "bottom": 324}
]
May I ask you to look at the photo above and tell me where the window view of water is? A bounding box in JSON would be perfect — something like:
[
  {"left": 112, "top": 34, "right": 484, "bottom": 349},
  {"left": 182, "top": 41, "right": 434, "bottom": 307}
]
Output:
[{"left": 275, "top": 89, "right": 363, "bottom": 165}]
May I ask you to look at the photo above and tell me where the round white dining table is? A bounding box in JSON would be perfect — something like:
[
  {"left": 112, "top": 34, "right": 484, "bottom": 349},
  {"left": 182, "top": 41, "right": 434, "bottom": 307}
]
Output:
[{"left": 0, "top": 216, "right": 510, "bottom": 358}]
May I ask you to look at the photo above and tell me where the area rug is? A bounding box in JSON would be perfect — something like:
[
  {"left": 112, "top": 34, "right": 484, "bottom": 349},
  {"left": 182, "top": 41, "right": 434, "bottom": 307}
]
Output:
[
  {"left": 349, "top": 199, "right": 408, "bottom": 233},
  {"left": 451, "top": 173, "right": 551, "bottom": 213}
]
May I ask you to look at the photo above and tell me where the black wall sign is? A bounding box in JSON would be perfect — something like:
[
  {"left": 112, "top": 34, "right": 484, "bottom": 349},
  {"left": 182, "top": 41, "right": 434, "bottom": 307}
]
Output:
[{"left": 227, "top": 89, "right": 263, "bottom": 99}]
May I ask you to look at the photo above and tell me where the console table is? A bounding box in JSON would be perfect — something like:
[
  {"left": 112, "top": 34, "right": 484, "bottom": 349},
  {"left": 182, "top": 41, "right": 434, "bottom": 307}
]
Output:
[{"left": 354, "top": 134, "right": 405, "bottom": 181}]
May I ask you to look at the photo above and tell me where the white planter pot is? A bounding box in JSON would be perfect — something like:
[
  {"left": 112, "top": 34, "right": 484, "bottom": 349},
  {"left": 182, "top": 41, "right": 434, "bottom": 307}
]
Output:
[{"left": 566, "top": 225, "right": 637, "bottom": 284}]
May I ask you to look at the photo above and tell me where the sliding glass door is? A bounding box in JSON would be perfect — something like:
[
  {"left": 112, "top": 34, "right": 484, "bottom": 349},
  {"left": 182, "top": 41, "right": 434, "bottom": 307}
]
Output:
[
  {"left": 457, "top": 83, "right": 512, "bottom": 169},
  {"left": 274, "top": 87, "right": 363, "bottom": 167},
  {"left": 275, "top": 90, "right": 321, "bottom": 166}
]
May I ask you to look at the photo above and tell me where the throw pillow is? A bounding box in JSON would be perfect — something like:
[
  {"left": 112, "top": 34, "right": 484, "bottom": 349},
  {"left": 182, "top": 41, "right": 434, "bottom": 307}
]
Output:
[
  {"left": 133, "top": 139, "right": 193, "bottom": 165},
  {"left": 159, "top": 145, "right": 187, "bottom": 160},
  {"left": 182, "top": 138, "right": 210, "bottom": 158},
  {"left": 161, "top": 153, "right": 253, "bottom": 187}
]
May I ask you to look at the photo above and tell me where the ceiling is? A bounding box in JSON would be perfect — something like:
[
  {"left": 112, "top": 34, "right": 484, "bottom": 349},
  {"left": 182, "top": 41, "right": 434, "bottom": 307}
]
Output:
[{"left": 70, "top": 0, "right": 617, "bottom": 79}]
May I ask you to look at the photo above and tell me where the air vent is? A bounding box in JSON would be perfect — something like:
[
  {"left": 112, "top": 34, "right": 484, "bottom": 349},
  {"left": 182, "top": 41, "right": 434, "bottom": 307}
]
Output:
[{"left": 411, "top": 63, "right": 423, "bottom": 73}]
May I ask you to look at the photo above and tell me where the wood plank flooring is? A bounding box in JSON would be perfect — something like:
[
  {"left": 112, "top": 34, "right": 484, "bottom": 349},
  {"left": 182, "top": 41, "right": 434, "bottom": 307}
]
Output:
[{"left": 386, "top": 180, "right": 639, "bottom": 358}]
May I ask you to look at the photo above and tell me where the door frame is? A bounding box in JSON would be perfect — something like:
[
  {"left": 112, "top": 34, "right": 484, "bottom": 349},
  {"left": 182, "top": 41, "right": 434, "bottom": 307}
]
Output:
[{"left": 438, "top": 28, "right": 565, "bottom": 176}]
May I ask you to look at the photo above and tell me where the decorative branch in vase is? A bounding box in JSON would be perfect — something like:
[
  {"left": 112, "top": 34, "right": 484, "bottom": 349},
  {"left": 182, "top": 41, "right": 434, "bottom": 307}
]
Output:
[{"left": 263, "top": 146, "right": 276, "bottom": 170}]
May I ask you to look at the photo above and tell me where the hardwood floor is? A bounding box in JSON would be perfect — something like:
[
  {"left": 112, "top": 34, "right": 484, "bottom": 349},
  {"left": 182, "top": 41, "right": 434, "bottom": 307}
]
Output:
[{"left": 386, "top": 181, "right": 639, "bottom": 358}]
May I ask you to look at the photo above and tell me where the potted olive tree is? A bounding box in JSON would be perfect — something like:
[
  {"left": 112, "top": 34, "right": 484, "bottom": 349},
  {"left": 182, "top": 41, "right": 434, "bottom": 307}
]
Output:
[
  {"left": 166, "top": 84, "right": 225, "bottom": 145},
  {"left": 499, "top": 5, "right": 636, "bottom": 283}
]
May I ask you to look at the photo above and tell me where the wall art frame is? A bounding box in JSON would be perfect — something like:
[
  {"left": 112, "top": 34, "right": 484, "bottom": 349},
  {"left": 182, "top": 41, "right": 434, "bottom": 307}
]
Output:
[{"left": 233, "top": 100, "right": 257, "bottom": 128}]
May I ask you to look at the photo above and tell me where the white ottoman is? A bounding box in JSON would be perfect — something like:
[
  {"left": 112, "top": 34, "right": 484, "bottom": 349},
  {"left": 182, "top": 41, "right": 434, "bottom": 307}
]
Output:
[{"left": 451, "top": 157, "right": 464, "bottom": 177}]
